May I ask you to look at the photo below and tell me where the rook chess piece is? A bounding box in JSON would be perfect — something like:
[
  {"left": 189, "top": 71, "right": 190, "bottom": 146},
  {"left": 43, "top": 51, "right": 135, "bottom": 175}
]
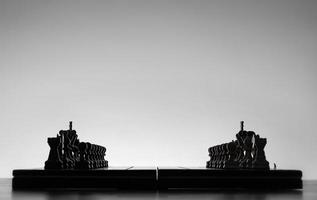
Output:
[
  {"left": 44, "top": 136, "right": 63, "bottom": 169},
  {"left": 252, "top": 134, "right": 270, "bottom": 169}
]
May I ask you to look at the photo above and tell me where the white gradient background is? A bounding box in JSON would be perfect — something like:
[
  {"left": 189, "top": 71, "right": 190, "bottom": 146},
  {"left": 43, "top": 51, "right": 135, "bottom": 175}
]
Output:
[{"left": 1, "top": 0, "right": 316, "bottom": 179}]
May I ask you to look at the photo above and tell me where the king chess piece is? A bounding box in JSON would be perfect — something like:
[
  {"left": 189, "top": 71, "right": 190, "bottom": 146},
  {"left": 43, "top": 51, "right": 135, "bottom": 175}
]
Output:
[
  {"left": 236, "top": 121, "right": 249, "bottom": 168},
  {"left": 59, "top": 121, "right": 79, "bottom": 169}
]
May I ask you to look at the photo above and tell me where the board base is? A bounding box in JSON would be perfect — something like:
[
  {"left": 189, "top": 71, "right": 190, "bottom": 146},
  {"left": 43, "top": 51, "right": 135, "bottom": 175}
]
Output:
[
  {"left": 12, "top": 167, "right": 302, "bottom": 190},
  {"left": 12, "top": 167, "right": 157, "bottom": 190},
  {"left": 157, "top": 167, "right": 302, "bottom": 190}
]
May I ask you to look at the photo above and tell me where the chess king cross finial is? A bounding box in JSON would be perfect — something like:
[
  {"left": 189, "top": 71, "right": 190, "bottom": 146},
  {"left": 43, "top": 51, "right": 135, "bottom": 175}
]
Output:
[
  {"left": 69, "top": 121, "right": 72, "bottom": 131},
  {"left": 241, "top": 121, "right": 244, "bottom": 131}
]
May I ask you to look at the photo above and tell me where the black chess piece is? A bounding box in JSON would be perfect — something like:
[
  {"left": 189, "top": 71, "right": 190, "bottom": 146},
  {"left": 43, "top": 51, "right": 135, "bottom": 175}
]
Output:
[
  {"left": 45, "top": 121, "right": 109, "bottom": 170},
  {"left": 206, "top": 147, "right": 213, "bottom": 167},
  {"left": 59, "top": 122, "right": 80, "bottom": 169},
  {"left": 44, "top": 136, "right": 63, "bottom": 169},
  {"left": 76, "top": 142, "right": 90, "bottom": 169},
  {"left": 252, "top": 134, "right": 270, "bottom": 169},
  {"left": 222, "top": 143, "right": 229, "bottom": 168},
  {"left": 103, "top": 147, "right": 108, "bottom": 167},
  {"left": 213, "top": 146, "right": 218, "bottom": 168},
  {"left": 224, "top": 141, "right": 238, "bottom": 168},
  {"left": 219, "top": 144, "right": 226, "bottom": 168},
  {"left": 74, "top": 139, "right": 80, "bottom": 163},
  {"left": 235, "top": 121, "right": 248, "bottom": 166},
  {"left": 239, "top": 131, "right": 254, "bottom": 168}
]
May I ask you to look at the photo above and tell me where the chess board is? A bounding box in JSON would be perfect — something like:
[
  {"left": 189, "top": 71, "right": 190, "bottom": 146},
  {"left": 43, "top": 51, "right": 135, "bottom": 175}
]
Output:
[
  {"left": 12, "top": 167, "right": 157, "bottom": 189},
  {"left": 157, "top": 167, "right": 302, "bottom": 189},
  {"left": 12, "top": 167, "right": 302, "bottom": 190}
]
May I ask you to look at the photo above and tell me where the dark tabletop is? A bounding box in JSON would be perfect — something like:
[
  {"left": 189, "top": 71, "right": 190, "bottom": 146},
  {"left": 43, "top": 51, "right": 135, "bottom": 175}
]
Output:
[{"left": 1, "top": 179, "right": 316, "bottom": 200}]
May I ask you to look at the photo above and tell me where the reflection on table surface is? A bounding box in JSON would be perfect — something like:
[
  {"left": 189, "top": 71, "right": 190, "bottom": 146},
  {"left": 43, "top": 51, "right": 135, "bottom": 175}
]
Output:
[{"left": 1, "top": 179, "right": 317, "bottom": 200}]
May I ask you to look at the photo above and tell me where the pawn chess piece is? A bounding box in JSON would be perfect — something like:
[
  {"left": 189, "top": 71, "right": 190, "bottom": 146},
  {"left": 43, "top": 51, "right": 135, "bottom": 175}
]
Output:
[
  {"left": 86, "top": 143, "right": 93, "bottom": 169},
  {"left": 206, "top": 147, "right": 212, "bottom": 167},
  {"left": 219, "top": 144, "right": 226, "bottom": 168},
  {"left": 103, "top": 147, "right": 108, "bottom": 167},
  {"left": 224, "top": 141, "right": 238, "bottom": 169},
  {"left": 76, "top": 142, "right": 90, "bottom": 169},
  {"left": 222, "top": 143, "right": 229, "bottom": 168}
]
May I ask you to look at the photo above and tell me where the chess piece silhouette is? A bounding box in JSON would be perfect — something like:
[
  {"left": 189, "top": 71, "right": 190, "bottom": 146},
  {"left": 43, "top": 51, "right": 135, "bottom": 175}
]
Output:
[
  {"left": 76, "top": 142, "right": 90, "bottom": 169},
  {"left": 44, "top": 136, "right": 63, "bottom": 169},
  {"left": 45, "top": 121, "right": 108, "bottom": 170},
  {"left": 224, "top": 141, "right": 238, "bottom": 168},
  {"left": 207, "top": 121, "right": 270, "bottom": 170},
  {"left": 252, "top": 134, "right": 270, "bottom": 169},
  {"left": 236, "top": 121, "right": 248, "bottom": 167},
  {"left": 239, "top": 131, "right": 255, "bottom": 168}
]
